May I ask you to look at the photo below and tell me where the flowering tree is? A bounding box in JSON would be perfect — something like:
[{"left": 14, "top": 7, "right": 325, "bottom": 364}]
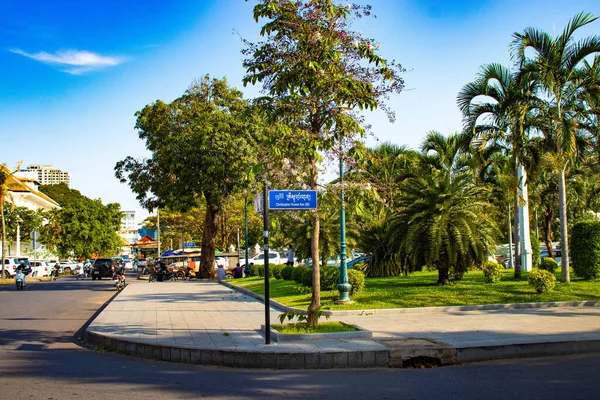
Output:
[{"left": 243, "top": 0, "right": 404, "bottom": 324}]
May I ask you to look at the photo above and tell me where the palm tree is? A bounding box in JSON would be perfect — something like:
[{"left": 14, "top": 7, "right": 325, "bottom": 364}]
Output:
[
  {"left": 420, "top": 130, "right": 472, "bottom": 176},
  {"left": 458, "top": 63, "right": 546, "bottom": 278},
  {"left": 390, "top": 170, "right": 500, "bottom": 284},
  {"left": 0, "top": 162, "right": 22, "bottom": 278},
  {"left": 511, "top": 12, "right": 600, "bottom": 282}
]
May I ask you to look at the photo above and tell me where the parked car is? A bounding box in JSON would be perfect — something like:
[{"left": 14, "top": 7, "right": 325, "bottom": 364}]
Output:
[
  {"left": 91, "top": 258, "right": 116, "bottom": 280},
  {"left": 29, "top": 260, "right": 50, "bottom": 277},
  {"left": 1, "top": 257, "right": 30, "bottom": 278},
  {"left": 59, "top": 260, "right": 78, "bottom": 274},
  {"left": 122, "top": 260, "right": 135, "bottom": 270},
  {"left": 245, "top": 252, "right": 281, "bottom": 265}
]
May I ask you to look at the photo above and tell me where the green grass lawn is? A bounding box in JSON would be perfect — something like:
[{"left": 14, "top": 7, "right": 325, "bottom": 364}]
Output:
[
  {"left": 234, "top": 269, "right": 600, "bottom": 310},
  {"left": 272, "top": 321, "right": 359, "bottom": 334}
]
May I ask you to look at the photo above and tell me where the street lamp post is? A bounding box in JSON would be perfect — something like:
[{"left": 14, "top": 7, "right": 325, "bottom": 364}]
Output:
[
  {"left": 244, "top": 198, "right": 249, "bottom": 275},
  {"left": 336, "top": 141, "right": 352, "bottom": 304}
]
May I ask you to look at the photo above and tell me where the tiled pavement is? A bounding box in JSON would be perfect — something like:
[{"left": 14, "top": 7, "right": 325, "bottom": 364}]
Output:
[{"left": 86, "top": 280, "right": 600, "bottom": 368}]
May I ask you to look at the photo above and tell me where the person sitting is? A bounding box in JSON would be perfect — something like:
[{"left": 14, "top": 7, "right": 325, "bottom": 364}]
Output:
[
  {"left": 217, "top": 264, "right": 227, "bottom": 280},
  {"left": 232, "top": 263, "right": 243, "bottom": 279}
]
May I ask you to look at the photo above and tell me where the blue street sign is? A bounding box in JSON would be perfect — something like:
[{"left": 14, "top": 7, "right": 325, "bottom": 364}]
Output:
[
  {"left": 184, "top": 242, "right": 196, "bottom": 248},
  {"left": 268, "top": 190, "right": 318, "bottom": 210}
]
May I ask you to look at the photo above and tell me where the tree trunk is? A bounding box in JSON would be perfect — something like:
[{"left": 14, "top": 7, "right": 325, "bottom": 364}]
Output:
[
  {"left": 513, "top": 193, "right": 521, "bottom": 278},
  {"left": 543, "top": 209, "right": 554, "bottom": 260},
  {"left": 437, "top": 267, "right": 450, "bottom": 285},
  {"left": 199, "top": 194, "right": 220, "bottom": 279},
  {"left": 557, "top": 166, "right": 570, "bottom": 282},
  {"left": 307, "top": 156, "right": 321, "bottom": 327}
]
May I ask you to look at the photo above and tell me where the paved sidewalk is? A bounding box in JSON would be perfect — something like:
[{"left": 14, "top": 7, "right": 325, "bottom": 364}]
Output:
[{"left": 86, "top": 281, "right": 600, "bottom": 369}]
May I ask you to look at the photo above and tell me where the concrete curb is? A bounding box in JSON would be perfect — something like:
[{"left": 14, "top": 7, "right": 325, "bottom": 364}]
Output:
[
  {"left": 220, "top": 281, "right": 600, "bottom": 316},
  {"left": 85, "top": 329, "right": 600, "bottom": 369},
  {"left": 455, "top": 339, "right": 600, "bottom": 363},
  {"left": 85, "top": 330, "right": 389, "bottom": 369}
]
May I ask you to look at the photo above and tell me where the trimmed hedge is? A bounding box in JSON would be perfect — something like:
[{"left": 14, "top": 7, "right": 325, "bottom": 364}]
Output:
[
  {"left": 271, "top": 264, "right": 284, "bottom": 280},
  {"left": 482, "top": 261, "right": 503, "bottom": 283},
  {"left": 348, "top": 269, "right": 365, "bottom": 295},
  {"left": 571, "top": 219, "right": 600, "bottom": 279},
  {"left": 281, "top": 265, "right": 295, "bottom": 280},
  {"left": 301, "top": 267, "right": 313, "bottom": 287},
  {"left": 539, "top": 257, "right": 558, "bottom": 274},
  {"left": 320, "top": 266, "right": 340, "bottom": 291},
  {"left": 528, "top": 269, "right": 556, "bottom": 294},
  {"left": 293, "top": 266, "right": 309, "bottom": 284},
  {"left": 249, "top": 264, "right": 263, "bottom": 277}
]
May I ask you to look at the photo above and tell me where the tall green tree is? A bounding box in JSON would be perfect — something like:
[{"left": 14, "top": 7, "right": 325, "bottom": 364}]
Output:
[
  {"left": 38, "top": 184, "right": 122, "bottom": 258},
  {"left": 243, "top": 0, "right": 404, "bottom": 325},
  {"left": 116, "top": 76, "right": 262, "bottom": 278},
  {"left": 458, "top": 63, "right": 544, "bottom": 277},
  {"left": 511, "top": 12, "right": 600, "bottom": 282}
]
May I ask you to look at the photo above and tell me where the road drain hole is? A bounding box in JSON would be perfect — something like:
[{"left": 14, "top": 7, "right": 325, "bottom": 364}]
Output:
[{"left": 403, "top": 356, "right": 441, "bottom": 368}]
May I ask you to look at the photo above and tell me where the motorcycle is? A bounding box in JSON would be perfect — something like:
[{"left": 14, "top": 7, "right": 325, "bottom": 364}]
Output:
[
  {"left": 113, "top": 269, "right": 127, "bottom": 291},
  {"left": 148, "top": 268, "right": 175, "bottom": 283},
  {"left": 51, "top": 267, "right": 60, "bottom": 281},
  {"left": 15, "top": 270, "right": 26, "bottom": 290}
]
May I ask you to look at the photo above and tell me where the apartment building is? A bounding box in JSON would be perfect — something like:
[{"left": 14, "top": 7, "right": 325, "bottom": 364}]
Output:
[
  {"left": 120, "top": 211, "right": 139, "bottom": 245},
  {"left": 23, "top": 165, "right": 71, "bottom": 187}
]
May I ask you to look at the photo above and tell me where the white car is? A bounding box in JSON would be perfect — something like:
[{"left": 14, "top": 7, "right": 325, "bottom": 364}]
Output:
[
  {"left": 246, "top": 251, "right": 281, "bottom": 265},
  {"left": 1, "top": 257, "right": 30, "bottom": 278},
  {"left": 59, "top": 260, "right": 78, "bottom": 274},
  {"left": 123, "top": 260, "right": 135, "bottom": 270},
  {"left": 29, "top": 260, "right": 50, "bottom": 277}
]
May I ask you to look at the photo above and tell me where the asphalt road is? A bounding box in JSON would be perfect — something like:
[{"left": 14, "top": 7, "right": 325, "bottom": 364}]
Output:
[{"left": 1, "top": 274, "right": 599, "bottom": 400}]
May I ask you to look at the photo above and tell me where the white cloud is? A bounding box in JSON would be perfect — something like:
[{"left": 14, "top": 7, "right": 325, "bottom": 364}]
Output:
[{"left": 10, "top": 49, "right": 125, "bottom": 75}]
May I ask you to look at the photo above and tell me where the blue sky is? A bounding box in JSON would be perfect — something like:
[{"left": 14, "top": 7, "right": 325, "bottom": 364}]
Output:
[{"left": 2, "top": 0, "right": 599, "bottom": 223}]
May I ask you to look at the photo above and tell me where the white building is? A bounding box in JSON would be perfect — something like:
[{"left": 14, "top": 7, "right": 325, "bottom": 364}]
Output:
[
  {"left": 2, "top": 165, "right": 61, "bottom": 258},
  {"left": 22, "top": 165, "right": 71, "bottom": 187},
  {"left": 119, "top": 211, "right": 139, "bottom": 255}
]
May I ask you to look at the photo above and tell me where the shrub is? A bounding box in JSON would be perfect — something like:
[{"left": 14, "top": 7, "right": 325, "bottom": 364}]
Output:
[
  {"left": 293, "top": 266, "right": 308, "bottom": 284},
  {"left": 482, "top": 261, "right": 503, "bottom": 283},
  {"left": 571, "top": 219, "right": 600, "bottom": 279},
  {"left": 320, "top": 266, "right": 340, "bottom": 291},
  {"left": 348, "top": 269, "right": 365, "bottom": 295},
  {"left": 281, "top": 265, "right": 295, "bottom": 280},
  {"left": 528, "top": 269, "right": 556, "bottom": 294},
  {"left": 539, "top": 257, "right": 558, "bottom": 274},
  {"left": 250, "top": 264, "right": 264, "bottom": 277},
  {"left": 531, "top": 239, "right": 541, "bottom": 270},
  {"left": 271, "top": 264, "right": 284, "bottom": 280},
  {"left": 301, "top": 267, "right": 313, "bottom": 287}
]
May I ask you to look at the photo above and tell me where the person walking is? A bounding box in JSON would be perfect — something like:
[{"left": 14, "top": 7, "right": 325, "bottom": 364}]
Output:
[{"left": 285, "top": 245, "right": 294, "bottom": 267}]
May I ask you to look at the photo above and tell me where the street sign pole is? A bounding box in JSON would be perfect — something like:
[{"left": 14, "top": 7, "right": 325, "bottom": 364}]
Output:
[{"left": 263, "top": 182, "right": 271, "bottom": 345}]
